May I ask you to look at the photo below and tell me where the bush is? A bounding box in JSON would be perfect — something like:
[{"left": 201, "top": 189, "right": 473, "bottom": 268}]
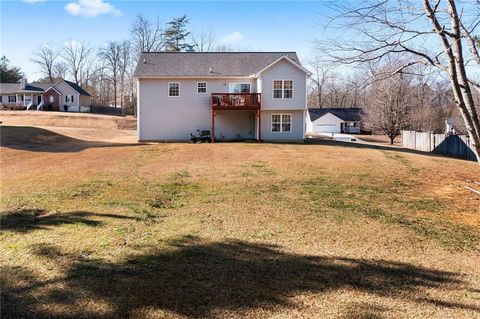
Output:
[{"left": 0, "top": 103, "right": 26, "bottom": 111}]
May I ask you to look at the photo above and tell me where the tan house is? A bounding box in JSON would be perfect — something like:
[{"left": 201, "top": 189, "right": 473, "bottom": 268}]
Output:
[{"left": 0, "top": 78, "right": 92, "bottom": 112}]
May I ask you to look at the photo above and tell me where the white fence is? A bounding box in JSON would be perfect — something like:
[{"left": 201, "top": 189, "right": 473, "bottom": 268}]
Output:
[{"left": 402, "top": 130, "right": 477, "bottom": 161}]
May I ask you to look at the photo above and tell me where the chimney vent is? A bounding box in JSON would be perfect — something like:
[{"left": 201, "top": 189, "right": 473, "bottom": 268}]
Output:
[{"left": 20, "top": 78, "right": 27, "bottom": 90}]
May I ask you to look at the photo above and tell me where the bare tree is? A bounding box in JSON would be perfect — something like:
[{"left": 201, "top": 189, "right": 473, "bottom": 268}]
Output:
[
  {"left": 98, "top": 41, "right": 122, "bottom": 111},
  {"left": 62, "top": 41, "right": 93, "bottom": 85},
  {"left": 130, "top": 14, "right": 165, "bottom": 53},
  {"left": 364, "top": 68, "right": 413, "bottom": 144},
  {"left": 320, "top": 0, "right": 480, "bottom": 161},
  {"left": 53, "top": 62, "right": 67, "bottom": 80},
  {"left": 190, "top": 29, "right": 215, "bottom": 52},
  {"left": 308, "top": 58, "right": 336, "bottom": 108},
  {"left": 31, "top": 43, "right": 59, "bottom": 82}
]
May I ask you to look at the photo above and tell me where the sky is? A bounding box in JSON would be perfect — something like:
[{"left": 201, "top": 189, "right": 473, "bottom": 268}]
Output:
[{"left": 0, "top": 0, "right": 334, "bottom": 81}]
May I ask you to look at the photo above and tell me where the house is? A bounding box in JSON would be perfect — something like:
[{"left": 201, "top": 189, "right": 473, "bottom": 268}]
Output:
[
  {"left": 306, "top": 108, "right": 362, "bottom": 134},
  {"left": 0, "top": 78, "right": 92, "bottom": 112},
  {"left": 133, "top": 52, "right": 312, "bottom": 142}
]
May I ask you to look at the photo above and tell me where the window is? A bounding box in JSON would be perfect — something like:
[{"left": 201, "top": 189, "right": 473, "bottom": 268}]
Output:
[
  {"left": 169, "top": 82, "right": 180, "bottom": 97},
  {"left": 197, "top": 82, "right": 207, "bottom": 94},
  {"left": 229, "top": 83, "right": 250, "bottom": 93},
  {"left": 24, "top": 95, "right": 32, "bottom": 104},
  {"left": 66, "top": 95, "right": 74, "bottom": 103},
  {"left": 273, "top": 80, "right": 283, "bottom": 98},
  {"left": 0, "top": 96, "right": 2, "bottom": 103},
  {"left": 273, "top": 80, "right": 293, "bottom": 99},
  {"left": 49, "top": 96, "right": 54, "bottom": 103},
  {"left": 271, "top": 114, "right": 291, "bottom": 133},
  {"left": 8, "top": 96, "right": 16, "bottom": 103},
  {"left": 284, "top": 80, "right": 293, "bottom": 98}
]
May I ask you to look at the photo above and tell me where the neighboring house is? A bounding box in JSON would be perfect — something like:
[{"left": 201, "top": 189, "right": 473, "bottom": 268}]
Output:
[
  {"left": 133, "top": 52, "right": 312, "bottom": 142},
  {"left": 306, "top": 108, "right": 362, "bottom": 134},
  {"left": 0, "top": 78, "right": 92, "bottom": 112}
]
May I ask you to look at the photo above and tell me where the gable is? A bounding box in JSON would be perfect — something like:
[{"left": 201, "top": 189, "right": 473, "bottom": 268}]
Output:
[
  {"left": 313, "top": 112, "right": 345, "bottom": 124},
  {"left": 53, "top": 80, "right": 78, "bottom": 97},
  {"left": 257, "top": 56, "right": 311, "bottom": 76},
  {"left": 308, "top": 108, "right": 362, "bottom": 122},
  {"left": 45, "top": 86, "right": 61, "bottom": 94},
  {"left": 259, "top": 58, "right": 308, "bottom": 81}
]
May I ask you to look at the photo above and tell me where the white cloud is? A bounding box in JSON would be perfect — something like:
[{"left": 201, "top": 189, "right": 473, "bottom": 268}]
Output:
[
  {"left": 221, "top": 32, "right": 244, "bottom": 44},
  {"left": 22, "top": 0, "right": 47, "bottom": 3},
  {"left": 65, "top": 0, "right": 121, "bottom": 17}
]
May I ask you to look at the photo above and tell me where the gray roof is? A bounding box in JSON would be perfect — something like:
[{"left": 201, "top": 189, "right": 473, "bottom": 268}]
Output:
[
  {"left": 134, "top": 52, "right": 301, "bottom": 78},
  {"left": 64, "top": 80, "right": 91, "bottom": 96},
  {"left": 308, "top": 108, "right": 363, "bottom": 122},
  {"left": 0, "top": 83, "right": 20, "bottom": 95},
  {"left": 0, "top": 80, "right": 91, "bottom": 96},
  {"left": 0, "top": 82, "right": 50, "bottom": 94}
]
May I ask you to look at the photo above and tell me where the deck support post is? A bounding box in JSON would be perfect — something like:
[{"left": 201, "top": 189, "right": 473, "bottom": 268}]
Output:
[
  {"left": 258, "top": 109, "right": 262, "bottom": 143},
  {"left": 211, "top": 109, "right": 215, "bottom": 143}
]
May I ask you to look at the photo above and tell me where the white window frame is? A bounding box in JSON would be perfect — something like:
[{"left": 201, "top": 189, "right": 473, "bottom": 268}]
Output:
[
  {"left": 8, "top": 95, "right": 16, "bottom": 103},
  {"left": 271, "top": 113, "right": 292, "bottom": 133},
  {"left": 65, "top": 95, "right": 74, "bottom": 103},
  {"left": 272, "top": 80, "right": 294, "bottom": 99},
  {"left": 228, "top": 83, "right": 251, "bottom": 93},
  {"left": 168, "top": 82, "right": 180, "bottom": 97},
  {"left": 197, "top": 82, "right": 207, "bottom": 94},
  {"left": 49, "top": 96, "right": 54, "bottom": 103}
]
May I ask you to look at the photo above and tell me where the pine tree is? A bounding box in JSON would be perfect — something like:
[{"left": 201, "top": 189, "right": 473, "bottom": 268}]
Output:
[{"left": 164, "top": 15, "right": 191, "bottom": 52}]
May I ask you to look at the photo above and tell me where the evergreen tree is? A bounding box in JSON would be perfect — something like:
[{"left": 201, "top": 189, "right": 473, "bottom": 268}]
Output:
[
  {"left": 164, "top": 15, "right": 191, "bottom": 52},
  {"left": 0, "top": 56, "right": 23, "bottom": 83}
]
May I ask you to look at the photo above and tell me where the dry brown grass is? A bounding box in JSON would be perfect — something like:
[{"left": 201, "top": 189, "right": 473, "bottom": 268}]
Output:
[{"left": 1, "top": 123, "right": 480, "bottom": 319}]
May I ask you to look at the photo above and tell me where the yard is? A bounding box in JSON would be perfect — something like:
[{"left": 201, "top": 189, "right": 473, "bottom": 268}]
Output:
[{"left": 1, "top": 117, "right": 480, "bottom": 318}]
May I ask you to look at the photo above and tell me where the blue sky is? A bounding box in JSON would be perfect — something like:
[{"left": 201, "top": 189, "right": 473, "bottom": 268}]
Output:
[{"left": 0, "top": 0, "right": 333, "bottom": 81}]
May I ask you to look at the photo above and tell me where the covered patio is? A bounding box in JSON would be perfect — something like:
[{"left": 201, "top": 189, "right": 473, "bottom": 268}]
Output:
[{"left": 211, "top": 93, "right": 262, "bottom": 143}]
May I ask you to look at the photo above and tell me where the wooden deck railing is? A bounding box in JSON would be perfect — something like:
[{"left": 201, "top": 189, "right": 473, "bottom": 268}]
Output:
[{"left": 211, "top": 93, "right": 261, "bottom": 110}]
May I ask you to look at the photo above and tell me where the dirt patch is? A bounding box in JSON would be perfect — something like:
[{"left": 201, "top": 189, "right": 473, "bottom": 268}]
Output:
[
  {"left": 357, "top": 134, "right": 402, "bottom": 146},
  {"left": 0, "top": 110, "right": 136, "bottom": 130}
]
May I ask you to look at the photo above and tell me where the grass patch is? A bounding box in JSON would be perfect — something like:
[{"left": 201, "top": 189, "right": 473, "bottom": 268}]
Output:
[
  {"left": 148, "top": 171, "right": 200, "bottom": 209},
  {"left": 302, "top": 178, "right": 479, "bottom": 249}
]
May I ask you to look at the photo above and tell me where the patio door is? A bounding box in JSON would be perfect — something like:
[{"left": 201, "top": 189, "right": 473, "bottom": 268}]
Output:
[{"left": 228, "top": 83, "right": 250, "bottom": 93}]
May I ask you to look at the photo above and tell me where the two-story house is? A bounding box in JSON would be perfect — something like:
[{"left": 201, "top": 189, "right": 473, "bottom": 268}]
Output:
[{"left": 133, "top": 52, "right": 311, "bottom": 142}]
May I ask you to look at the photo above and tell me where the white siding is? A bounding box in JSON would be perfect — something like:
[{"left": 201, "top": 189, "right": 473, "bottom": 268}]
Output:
[
  {"left": 138, "top": 78, "right": 256, "bottom": 141},
  {"left": 259, "top": 59, "right": 307, "bottom": 111},
  {"left": 309, "top": 113, "right": 344, "bottom": 133},
  {"left": 261, "top": 110, "right": 304, "bottom": 141},
  {"left": 54, "top": 81, "right": 80, "bottom": 112}
]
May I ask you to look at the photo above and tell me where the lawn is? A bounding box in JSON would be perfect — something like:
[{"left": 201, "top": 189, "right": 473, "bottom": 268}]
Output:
[{"left": 1, "top": 124, "right": 480, "bottom": 318}]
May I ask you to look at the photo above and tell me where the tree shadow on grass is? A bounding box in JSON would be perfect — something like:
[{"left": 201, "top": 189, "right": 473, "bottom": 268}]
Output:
[
  {"left": 2, "top": 236, "right": 478, "bottom": 318},
  {"left": 0, "top": 209, "right": 136, "bottom": 233},
  {"left": 0, "top": 126, "right": 140, "bottom": 153}
]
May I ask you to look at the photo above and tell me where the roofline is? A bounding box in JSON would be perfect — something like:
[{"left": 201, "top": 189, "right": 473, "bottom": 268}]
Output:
[
  {"left": 311, "top": 111, "right": 346, "bottom": 122},
  {"left": 58, "top": 79, "right": 92, "bottom": 96},
  {"left": 134, "top": 75, "right": 256, "bottom": 80},
  {"left": 45, "top": 86, "right": 61, "bottom": 94},
  {"left": 308, "top": 109, "right": 362, "bottom": 122},
  {"left": 140, "top": 51, "right": 298, "bottom": 54},
  {"left": 256, "top": 55, "right": 312, "bottom": 76},
  {"left": 13, "top": 91, "right": 44, "bottom": 93}
]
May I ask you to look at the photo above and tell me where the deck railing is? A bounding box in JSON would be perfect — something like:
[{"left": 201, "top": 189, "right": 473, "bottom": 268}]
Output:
[{"left": 211, "top": 93, "right": 261, "bottom": 110}]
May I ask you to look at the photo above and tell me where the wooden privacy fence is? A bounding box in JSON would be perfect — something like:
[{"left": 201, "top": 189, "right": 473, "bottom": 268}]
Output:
[
  {"left": 402, "top": 130, "right": 477, "bottom": 161},
  {"left": 90, "top": 106, "right": 134, "bottom": 116}
]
